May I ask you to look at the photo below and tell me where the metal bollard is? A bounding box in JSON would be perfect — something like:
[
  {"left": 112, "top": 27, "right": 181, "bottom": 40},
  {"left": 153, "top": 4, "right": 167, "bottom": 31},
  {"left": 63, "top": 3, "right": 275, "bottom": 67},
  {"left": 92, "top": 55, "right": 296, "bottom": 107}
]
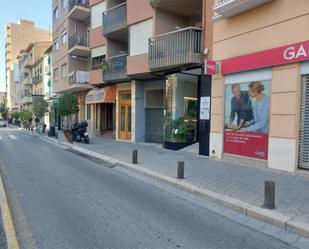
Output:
[
  {"left": 263, "top": 180, "right": 275, "bottom": 209},
  {"left": 132, "top": 150, "right": 138, "bottom": 164},
  {"left": 177, "top": 161, "right": 184, "bottom": 179}
]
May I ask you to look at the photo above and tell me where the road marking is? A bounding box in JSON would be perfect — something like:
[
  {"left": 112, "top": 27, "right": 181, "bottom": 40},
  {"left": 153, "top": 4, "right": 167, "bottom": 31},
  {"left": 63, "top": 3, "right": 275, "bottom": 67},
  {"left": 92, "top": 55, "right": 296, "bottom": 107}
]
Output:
[
  {"left": 8, "top": 135, "right": 18, "bottom": 140},
  {"left": 0, "top": 136, "right": 2, "bottom": 140}
]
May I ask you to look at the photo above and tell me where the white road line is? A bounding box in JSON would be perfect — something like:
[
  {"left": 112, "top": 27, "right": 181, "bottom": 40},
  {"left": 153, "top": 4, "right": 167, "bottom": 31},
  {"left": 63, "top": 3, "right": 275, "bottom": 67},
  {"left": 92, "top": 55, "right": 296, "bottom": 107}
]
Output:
[
  {"left": 0, "top": 136, "right": 2, "bottom": 140},
  {"left": 8, "top": 135, "right": 18, "bottom": 140}
]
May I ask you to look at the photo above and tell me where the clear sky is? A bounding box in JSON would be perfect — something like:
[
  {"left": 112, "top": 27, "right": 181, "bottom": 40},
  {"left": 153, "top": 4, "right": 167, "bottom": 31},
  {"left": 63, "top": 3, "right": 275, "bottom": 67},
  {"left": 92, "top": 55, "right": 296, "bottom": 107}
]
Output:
[{"left": 0, "top": 0, "right": 52, "bottom": 92}]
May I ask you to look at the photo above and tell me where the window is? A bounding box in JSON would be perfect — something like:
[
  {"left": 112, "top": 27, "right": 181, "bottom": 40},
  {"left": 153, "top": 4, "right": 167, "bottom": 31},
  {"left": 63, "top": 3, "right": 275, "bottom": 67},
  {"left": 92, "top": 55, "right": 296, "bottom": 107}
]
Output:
[
  {"left": 61, "top": 31, "right": 67, "bottom": 45},
  {"left": 53, "top": 68, "right": 59, "bottom": 81},
  {"left": 61, "top": 0, "right": 68, "bottom": 9},
  {"left": 91, "top": 1, "right": 106, "bottom": 29},
  {"left": 54, "top": 39, "right": 59, "bottom": 50},
  {"left": 92, "top": 55, "right": 105, "bottom": 70},
  {"left": 87, "top": 105, "right": 91, "bottom": 120},
  {"left": 53, "top": 7, "right": 59, "bottom": 21},
  {"left": 61, "top": 64, "right": 67, "bottom": 78}
]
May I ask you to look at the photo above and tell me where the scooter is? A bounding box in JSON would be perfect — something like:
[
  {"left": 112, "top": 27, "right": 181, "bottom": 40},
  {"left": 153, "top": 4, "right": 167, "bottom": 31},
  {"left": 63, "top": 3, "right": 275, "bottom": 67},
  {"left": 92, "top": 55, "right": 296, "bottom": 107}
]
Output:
[{"left": 71, "top": 121, "right": 89, "bottom": 144}]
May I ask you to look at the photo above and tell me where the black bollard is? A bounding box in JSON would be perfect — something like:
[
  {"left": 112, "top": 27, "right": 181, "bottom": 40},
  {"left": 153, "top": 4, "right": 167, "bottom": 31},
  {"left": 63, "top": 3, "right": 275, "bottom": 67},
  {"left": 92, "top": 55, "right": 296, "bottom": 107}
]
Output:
[
  {"left": 264, "top": 180, "right": 275, "bottom": 209},
  {"left": 132, "top": 150, "right": 138, "bottom": 164},
  {"left": 177, "top": 161, "right": 184, "bottom": 179}
]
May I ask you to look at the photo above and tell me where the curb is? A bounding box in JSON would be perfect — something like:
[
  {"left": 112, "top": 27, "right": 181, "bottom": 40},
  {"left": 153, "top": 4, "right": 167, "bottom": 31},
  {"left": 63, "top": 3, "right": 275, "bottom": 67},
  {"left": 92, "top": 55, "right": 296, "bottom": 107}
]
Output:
[
  {"left": 0, "top": 166, "right": 19, "bottom": 249},
  {"left": 33, "top": 131, "right": 309, "bottom": 239}
]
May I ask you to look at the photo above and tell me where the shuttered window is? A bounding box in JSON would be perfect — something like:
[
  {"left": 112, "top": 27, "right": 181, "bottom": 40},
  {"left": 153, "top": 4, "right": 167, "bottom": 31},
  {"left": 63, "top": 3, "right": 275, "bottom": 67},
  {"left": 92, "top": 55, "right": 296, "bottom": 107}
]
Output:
[{"left": 299, "top": 74, "right": 309, "bottom": 169}]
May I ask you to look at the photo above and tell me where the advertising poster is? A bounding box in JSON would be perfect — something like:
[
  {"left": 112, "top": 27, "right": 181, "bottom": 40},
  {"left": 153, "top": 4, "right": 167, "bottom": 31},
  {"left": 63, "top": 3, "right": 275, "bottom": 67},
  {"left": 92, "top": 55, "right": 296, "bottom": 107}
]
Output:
[{"left": 224, "top": 80, "right": 271, "bottom": 160}]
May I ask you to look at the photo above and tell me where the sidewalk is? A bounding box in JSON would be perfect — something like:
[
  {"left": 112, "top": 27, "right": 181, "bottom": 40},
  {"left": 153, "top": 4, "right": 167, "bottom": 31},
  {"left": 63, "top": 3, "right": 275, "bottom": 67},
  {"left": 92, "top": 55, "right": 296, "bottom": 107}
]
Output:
[{"left": 36, "top": 130, "right": 309, "bottom": 238}]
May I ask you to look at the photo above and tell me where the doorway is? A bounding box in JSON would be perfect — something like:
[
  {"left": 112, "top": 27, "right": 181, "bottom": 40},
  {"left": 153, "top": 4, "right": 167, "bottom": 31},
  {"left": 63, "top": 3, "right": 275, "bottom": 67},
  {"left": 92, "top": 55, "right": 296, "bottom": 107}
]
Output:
[{"left": 118, "top": 91, "right": 131, "bottom": 140}]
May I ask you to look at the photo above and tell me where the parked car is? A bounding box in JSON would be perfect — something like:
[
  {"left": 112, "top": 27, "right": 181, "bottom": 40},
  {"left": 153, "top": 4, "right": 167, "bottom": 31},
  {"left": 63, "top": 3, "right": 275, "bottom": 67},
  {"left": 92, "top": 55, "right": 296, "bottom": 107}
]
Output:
[{"left": 0, "top": 119, "right": 7, "bottom": 127}]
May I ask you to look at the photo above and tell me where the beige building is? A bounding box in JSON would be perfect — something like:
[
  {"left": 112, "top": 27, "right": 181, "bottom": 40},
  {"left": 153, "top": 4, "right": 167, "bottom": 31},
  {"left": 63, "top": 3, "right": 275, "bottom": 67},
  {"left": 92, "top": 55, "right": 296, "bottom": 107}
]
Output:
[
  {"left": 5, "top": 19, "right": 51, "bottom": 112},
  {"left": 210, "top": 0, "right": 309, "bottom": 172},
  {"left": 17, "top": 42, "right": 51, "bottom": 111},
  {"left": 52, "top": 0, "right": 93, "bottom": 125},
  {"left": 0, "top": 92, "right": 5, "bottom": 106}
]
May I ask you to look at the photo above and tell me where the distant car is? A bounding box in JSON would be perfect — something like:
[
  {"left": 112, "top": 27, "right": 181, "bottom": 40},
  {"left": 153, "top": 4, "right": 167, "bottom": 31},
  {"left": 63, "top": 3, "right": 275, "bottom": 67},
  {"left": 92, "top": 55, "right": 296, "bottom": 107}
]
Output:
[{"left": 0, "top": 120, "right": 6, "bottom": 127}]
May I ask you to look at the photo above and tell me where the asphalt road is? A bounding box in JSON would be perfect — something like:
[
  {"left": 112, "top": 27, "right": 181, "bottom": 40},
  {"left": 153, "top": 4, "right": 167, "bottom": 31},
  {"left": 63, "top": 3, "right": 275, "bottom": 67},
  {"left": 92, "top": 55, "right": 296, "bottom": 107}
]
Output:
[{"left": 0, "top": 127, "right": 299, "bottom": 249}]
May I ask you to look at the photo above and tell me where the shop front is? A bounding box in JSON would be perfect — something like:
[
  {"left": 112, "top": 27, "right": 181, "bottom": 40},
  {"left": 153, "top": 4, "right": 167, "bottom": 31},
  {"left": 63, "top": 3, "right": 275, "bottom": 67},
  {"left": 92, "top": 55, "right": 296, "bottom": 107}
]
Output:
[
  {"left": 164, "top": 73, "right": 199, "bottom": 150},
  {"left": 85, "top": 85, "right": 116, "bottom": 138},
  {"left": 211, "top": 40, "right": 309, "bottom": 172}
]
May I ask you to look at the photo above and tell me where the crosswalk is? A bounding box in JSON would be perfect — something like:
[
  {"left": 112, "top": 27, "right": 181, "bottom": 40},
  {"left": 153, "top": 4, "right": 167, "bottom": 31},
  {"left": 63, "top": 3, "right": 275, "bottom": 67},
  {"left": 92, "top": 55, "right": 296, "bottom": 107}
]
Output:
[{"left": 0, "top": 133, "right": 20, "bottom": 141}]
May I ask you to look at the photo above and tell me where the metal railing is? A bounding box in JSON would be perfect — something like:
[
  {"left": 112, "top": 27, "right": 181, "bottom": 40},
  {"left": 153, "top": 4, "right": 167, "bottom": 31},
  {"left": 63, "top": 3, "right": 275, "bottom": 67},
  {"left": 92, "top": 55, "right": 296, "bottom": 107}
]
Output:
[
  {"left": 68, "top": 32, "right": 89, "bottom": 49},
  {"left": 32, "top": 75, "right": 43, "bottom": 84},
  {"left": 103, "top": 54, "right": 127, "bottom": 82},
  {"left": 102, "top": 2, "right": 127, "bottom": 35},
  {"left": 148, "top": 27, "right": 203, "bottom": 70},
  {"left": 69, "top": 0, "right": 89, "bottom": 11},
  {"left": 218, "top": 0, "right": 230, "bottom": 3},
  {"left": 68, "top": 70, "right": 89, "bottom": 84}
]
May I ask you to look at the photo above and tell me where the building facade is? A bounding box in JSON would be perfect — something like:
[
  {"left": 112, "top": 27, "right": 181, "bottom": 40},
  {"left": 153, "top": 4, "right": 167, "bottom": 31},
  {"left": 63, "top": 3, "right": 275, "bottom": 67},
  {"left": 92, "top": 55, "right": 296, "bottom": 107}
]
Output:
[
  {"left": 210, "top": 0, "right": 309, "bottom": 172},
  {"left": 17, "top": 42, "right": 52, "bottom": 111},
  {"left": 52, "top": 0, "right": 93, "bottom": 126},
  {"left": 85, "top": 0, "right": 214, "bottom": 149},
  {"left": 5, "top": 20, "right": 51, "bottom": 112}
]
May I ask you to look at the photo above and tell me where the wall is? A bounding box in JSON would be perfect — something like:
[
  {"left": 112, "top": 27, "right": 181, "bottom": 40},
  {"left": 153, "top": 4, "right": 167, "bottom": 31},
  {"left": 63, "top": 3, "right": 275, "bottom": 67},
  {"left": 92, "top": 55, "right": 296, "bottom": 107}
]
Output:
[
  {"left": 213, "top": 0, "right": 309, "bottom": 60},
  {"left": 127, "top": 0, "right": 153, "bottom": 26}
]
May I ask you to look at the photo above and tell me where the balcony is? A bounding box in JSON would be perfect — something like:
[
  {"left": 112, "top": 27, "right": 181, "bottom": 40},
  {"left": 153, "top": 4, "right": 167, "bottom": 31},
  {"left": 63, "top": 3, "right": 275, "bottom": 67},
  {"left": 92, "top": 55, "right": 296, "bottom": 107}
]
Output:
[
  {"left": 102, "top": 2, "right": 127, "bottom": 36},
  {"left": 23, "top": 77, "right": 33, "bottom": 86},
  {"left": 66, "top": 70, "right": 93, "bottom": 93},
  {"left": 68, "top": 0, "right": 90, "bottom": 21},
  {"left": 103, "top": 54, "right": 129, "bottom": 82},
  {"left": 68, "top": 32, "right": 90, "bottom": 57},
  {"left": 214, "top": 0, "right": 273, "bottom": 20},
  {"left": 148, "top": 27, "right": 203, "bottom": 71},
  {"left": 32, "top": 75, "right": 43, "bottom": 84},
  {"left": 22, "top": 95, "right": 33, "bottom": 104}
]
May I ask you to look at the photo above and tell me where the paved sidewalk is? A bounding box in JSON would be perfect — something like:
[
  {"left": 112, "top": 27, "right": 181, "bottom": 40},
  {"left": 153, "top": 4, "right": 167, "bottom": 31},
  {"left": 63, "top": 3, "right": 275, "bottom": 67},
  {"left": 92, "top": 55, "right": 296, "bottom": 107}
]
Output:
[{"left": 31, "top": 129, "right": 309, "bottom": 238}]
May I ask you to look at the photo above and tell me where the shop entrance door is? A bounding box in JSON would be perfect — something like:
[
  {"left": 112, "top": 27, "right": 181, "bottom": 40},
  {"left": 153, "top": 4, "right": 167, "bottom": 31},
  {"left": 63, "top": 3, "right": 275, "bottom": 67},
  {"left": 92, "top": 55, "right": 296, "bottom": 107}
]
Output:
[
  {"left": 118, "top": 91, "right": 131, "bottom": 140},
  {"left": 298, "top": 74, "right": 309, "bottom": 170}
]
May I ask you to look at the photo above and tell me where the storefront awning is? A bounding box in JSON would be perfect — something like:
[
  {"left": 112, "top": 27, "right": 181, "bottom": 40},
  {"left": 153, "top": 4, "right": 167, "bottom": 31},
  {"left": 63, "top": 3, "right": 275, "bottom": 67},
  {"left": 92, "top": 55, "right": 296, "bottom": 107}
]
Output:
[{"left": 86, "top": 85, "right": 116, "bottom": 104}]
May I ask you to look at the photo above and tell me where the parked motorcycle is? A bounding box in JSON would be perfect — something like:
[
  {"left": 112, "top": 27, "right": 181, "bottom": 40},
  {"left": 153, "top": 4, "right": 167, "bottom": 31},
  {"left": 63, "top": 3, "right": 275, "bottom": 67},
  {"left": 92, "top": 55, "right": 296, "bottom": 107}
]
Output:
[{"left": 71, "top": 121, "right": 89, "bottom": 144}]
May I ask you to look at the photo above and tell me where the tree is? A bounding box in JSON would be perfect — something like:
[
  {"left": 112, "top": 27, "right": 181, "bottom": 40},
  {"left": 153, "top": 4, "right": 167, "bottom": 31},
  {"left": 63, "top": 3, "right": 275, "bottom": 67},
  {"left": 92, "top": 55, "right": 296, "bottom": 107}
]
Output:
[
  {"left": 32, "top": 97, "right": 48, "bottom": 124},
  {"left": 58, "top": 93, "right": 79, "bottom": 128},
  {"left": 12, "top": 112, "right": 20, "bottom": 120},
  {"left": 20, "top": 110, "right": 32, "bottom": 122},
  {"left": 0, "top": 103, "right": 5, "bottom": 114}
]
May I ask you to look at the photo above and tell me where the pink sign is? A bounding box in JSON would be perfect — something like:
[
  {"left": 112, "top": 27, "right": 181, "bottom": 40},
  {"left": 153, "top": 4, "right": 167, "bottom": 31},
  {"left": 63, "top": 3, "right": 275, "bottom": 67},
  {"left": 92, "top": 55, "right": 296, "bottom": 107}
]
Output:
[
  {"left": 221, "top": 40, "right": 309, "bottom": 74},
  {"left": 204, "top": 60, "right": 216, "bottom": 75}
]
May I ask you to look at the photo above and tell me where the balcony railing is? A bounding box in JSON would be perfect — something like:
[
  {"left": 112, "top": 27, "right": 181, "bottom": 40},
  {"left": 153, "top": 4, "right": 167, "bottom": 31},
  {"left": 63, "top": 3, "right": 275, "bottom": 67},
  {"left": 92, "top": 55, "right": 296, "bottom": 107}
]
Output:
[
  {"left": 69, "top": 70, "right": 89, "bottom": 84},
  {"left": 102, "top": 2, "right": 127, "bottom": 36},
  {"left": 148, "top": 27, "right": 203, "bottom": 70},
  {"left": 32, "top": 75, "right": 43, "bottom": 84},
  {"left": 68, "top": 32, "right": 89, "bottom": 49},
  {"left": 103, "top": 54, "right": 128, "bottom": 82},
  {"left": 69, "top": 0, "right": 89, "bottom": 11}
]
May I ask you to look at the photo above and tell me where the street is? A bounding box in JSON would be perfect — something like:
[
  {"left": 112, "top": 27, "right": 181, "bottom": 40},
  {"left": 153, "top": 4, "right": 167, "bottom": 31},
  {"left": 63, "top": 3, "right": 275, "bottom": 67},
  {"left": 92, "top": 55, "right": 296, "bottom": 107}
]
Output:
[{"left": 0, "top": 127, "right": 300, "bottom": 249}]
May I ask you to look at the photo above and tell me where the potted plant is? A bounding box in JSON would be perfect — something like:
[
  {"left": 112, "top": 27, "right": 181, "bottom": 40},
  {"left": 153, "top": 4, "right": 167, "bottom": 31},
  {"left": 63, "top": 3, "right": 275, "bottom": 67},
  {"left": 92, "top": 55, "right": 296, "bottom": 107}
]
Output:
[{"left": 185, "top": 120, "right": 196, "bottom": 142}]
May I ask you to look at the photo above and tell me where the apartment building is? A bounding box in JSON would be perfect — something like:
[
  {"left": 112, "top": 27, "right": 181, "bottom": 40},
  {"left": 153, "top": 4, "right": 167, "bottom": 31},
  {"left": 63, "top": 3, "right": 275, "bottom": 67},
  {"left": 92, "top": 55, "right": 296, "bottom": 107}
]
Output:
[
  {"left": 0, "top": 92, "right": 5, "bottom": 106},
  {"left": 86, "top": 0, "right": 214, "bottom": 151},
  {"left": 32, "top": 46, "right": 54, "bottom": 128},
  {"left": 17, "top": 42, "right": 52, "bottom": 111},
  {"left": 5, "top": 19, "right": 51, "bottom": 112},
  {"left": 52, "top": 0, "right": 93, "bottom": 125},
  {"left": 210, "top": 0, "right": 309, "bottom": 172}
]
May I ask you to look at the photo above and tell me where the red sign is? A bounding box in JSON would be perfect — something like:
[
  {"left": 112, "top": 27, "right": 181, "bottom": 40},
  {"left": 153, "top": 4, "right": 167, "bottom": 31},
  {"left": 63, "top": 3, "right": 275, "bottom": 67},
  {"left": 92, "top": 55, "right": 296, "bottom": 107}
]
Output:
[
  {"left": 224, "top": 131, "right": 268, "bottom": 160},
  {"left": 204, "top": 60, "right": 216, "bottom": 75},
  {"left": 221, "top": 40, "right": 309, "bottom": 74}
]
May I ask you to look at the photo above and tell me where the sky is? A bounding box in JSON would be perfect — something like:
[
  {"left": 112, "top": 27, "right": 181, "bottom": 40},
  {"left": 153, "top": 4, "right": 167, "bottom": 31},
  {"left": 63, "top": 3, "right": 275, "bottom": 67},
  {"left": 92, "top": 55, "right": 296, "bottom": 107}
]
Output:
[{"left": 0, "top": 0, "right": 52, "bottom": 92}]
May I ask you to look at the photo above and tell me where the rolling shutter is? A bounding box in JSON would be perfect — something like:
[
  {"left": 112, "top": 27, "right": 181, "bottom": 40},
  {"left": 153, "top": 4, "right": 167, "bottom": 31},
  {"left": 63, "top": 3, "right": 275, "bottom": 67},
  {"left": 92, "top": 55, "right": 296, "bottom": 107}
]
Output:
[{"left": 299, "top": 74, "right": 309, "bottom": 169}]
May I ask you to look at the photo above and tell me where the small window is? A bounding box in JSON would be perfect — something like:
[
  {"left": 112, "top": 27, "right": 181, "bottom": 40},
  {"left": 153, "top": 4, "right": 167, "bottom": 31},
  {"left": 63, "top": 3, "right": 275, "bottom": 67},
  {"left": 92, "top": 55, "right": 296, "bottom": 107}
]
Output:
[
  {"left": 54, "top": 39, "right": 59, "bottom": 50},
  {"left": 87, "top": 105, "right": 91, "bottom": 120},
  {"left": 92, "top": 55, "right": 106, "bottom": 70},
  {"left": 53, "top": 7, "right": 59, "bottom": 21},
  {"left": 53, "top": 68, "right": 59, "bottom": 81},
  {"left": 61, "top": 64, "right": 67, "bottom": 78},
  {"left": 61, "top": 31, "right": 67, "bottom": 45},
  {"left": 61, "top": 0, "right": 68, "bottom": 9}
]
